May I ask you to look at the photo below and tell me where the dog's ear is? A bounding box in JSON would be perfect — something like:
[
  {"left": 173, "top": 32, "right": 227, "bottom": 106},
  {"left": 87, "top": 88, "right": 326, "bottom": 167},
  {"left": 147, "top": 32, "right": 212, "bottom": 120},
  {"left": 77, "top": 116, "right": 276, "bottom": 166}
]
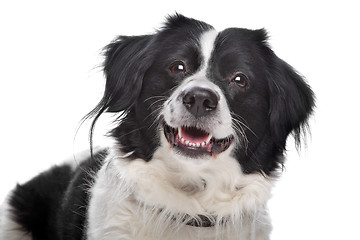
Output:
[
  {"left": 101, "top": 34, "right": 154, "bottom": 112},
  {"left": 268, "top": 57, "right": 315, "bottom": 149}
]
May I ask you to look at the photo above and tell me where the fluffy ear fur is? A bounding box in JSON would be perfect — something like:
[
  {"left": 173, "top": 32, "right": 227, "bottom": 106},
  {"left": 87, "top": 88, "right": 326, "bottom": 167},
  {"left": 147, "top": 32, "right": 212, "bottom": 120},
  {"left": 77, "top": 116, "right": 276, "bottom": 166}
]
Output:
[
  {"left": 100, "top": 34, "right": 154, "bottom": 113},
  {"left": 268, "top": 58, "right": 315, "bottom": 150},
  {"left": 83, "top": 34, "right": 155, "bottom": 154}
]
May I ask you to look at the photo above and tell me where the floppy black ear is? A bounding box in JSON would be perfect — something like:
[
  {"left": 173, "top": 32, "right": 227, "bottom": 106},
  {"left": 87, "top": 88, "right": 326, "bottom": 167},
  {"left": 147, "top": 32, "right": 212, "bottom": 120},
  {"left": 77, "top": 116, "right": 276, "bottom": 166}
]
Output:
[
  {"left": 101, "top": 34, "right": 154, "bottom": 112},
  {"left": 269, "top": 58, "right": 315, "bottom": 150}
]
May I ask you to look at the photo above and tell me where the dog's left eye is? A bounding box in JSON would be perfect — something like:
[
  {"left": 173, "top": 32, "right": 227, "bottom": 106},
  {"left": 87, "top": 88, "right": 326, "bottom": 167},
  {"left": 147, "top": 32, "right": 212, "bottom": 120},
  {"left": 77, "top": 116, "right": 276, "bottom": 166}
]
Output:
[
  {"left": 170, "top": 61, "right": 187, "bottom": 74},
  {"left": 232, "top": 73, "right": 249, "bottom": 88}
]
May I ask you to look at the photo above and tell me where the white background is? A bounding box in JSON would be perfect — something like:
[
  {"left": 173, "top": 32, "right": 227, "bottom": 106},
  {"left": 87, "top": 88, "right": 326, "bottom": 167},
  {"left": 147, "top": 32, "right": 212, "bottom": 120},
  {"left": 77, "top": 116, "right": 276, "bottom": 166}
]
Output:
[{"left": 1, "top": 1, "right": 359, "bottom": 239}]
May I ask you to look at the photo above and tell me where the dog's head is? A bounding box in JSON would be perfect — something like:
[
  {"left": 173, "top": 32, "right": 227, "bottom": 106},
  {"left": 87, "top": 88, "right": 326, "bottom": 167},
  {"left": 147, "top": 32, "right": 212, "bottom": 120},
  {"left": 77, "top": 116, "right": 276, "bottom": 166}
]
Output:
[{"left": 91, "top": 14, "right": 314, "bottom": 176}]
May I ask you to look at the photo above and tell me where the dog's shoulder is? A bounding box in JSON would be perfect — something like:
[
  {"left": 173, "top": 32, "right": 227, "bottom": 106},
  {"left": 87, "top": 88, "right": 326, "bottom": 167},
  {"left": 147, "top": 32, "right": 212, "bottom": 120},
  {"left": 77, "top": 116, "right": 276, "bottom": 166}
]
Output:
[{"left": 0, "top": 149, "right": 107, "bottom": 240}]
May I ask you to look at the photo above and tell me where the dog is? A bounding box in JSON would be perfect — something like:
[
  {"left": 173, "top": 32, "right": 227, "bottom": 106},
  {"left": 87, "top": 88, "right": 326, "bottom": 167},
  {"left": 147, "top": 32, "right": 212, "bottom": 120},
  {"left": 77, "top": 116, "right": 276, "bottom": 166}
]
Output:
[{"left": 0, "top": 14, "right": 314, "bottom": 240}]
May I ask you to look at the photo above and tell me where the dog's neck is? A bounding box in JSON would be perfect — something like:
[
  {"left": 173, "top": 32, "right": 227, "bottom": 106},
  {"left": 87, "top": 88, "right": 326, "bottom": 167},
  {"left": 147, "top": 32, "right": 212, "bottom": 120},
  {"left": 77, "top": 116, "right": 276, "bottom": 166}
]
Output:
[{"left": 86, "top": 149, "right": 274, "bottom": 239}]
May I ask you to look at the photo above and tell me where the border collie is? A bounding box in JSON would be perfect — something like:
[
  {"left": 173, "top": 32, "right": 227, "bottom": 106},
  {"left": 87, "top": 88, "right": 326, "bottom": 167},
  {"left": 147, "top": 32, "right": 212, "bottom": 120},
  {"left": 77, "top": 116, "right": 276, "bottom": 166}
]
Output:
[{"left": 0, "top": 14, "right": 314, "bottom": 240}]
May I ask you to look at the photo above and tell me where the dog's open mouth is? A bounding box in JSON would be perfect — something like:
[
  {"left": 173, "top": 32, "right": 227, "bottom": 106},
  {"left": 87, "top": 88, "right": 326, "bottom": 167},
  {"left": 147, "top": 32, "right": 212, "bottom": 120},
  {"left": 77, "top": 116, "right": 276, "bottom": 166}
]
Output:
[{"left": 163, "top": 122, "right": 234, "bottom": 156}]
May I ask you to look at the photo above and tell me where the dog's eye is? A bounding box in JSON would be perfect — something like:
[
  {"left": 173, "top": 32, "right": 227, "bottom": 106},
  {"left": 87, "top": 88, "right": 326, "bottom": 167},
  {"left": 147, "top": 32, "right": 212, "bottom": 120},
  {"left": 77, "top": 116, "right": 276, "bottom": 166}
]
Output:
[
  {"left": 170, "top": 61, "right": 186, "bottom": 74},
  {"left": 232, "top": 73, "right": 248, "bottom": 88}
]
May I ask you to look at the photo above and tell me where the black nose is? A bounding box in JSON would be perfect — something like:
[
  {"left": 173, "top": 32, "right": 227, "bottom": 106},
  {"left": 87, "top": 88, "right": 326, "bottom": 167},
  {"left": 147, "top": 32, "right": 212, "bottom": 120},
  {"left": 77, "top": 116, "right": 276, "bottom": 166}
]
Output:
[{"left": 182, "top": 87, "right": 218, "bottom": 117}]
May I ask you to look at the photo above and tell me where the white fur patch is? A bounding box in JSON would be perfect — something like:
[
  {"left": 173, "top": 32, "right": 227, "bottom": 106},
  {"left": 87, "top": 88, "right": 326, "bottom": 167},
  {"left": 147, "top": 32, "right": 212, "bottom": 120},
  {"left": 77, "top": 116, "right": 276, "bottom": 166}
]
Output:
[
  {"left": 87, "top": 146, "right": 273, "bottom": 240},
  {"left": 200, "top": 30, "right": 218, "bottom": 66}
]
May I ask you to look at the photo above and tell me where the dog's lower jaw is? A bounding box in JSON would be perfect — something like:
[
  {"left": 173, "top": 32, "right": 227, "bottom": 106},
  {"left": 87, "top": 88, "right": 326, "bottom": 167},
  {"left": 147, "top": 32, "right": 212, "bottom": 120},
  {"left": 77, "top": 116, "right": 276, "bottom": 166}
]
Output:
[{"left": 86, "top": 147, "right": 274, "bottom": 240}]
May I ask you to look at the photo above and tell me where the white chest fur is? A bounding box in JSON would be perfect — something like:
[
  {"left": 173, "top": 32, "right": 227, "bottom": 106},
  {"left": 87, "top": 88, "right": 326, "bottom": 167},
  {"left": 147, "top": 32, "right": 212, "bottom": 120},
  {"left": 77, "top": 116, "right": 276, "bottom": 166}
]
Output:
[{"left": 86, "top": 147, "right": 274, "bottom": 240}]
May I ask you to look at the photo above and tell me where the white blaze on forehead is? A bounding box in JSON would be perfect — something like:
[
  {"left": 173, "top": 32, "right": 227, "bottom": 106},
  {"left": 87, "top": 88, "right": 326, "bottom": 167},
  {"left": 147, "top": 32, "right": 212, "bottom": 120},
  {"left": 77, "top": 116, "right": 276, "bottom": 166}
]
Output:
[{"left": 199, "top": 30, "right": 218, "bottom": 69}]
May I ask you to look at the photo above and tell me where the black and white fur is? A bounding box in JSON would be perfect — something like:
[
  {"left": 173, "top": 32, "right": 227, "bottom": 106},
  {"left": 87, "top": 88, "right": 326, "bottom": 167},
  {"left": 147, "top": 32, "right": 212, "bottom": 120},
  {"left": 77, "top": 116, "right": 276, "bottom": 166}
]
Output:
[{"left": 0, "top": 15, "right": 314, "bottom": 240}]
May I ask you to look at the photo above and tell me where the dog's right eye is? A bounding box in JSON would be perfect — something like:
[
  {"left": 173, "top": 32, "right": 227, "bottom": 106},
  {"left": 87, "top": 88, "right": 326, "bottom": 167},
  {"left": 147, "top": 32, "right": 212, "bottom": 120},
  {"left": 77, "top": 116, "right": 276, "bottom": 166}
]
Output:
[{"left": 170, "top": 61, "right": 187, "bottom": 74}]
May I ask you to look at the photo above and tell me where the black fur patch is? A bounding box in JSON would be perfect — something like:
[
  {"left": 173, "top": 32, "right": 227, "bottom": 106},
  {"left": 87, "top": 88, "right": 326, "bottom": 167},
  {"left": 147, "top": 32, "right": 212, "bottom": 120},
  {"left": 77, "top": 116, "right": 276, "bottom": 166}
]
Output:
[{"left": 8, "top": 150, "right": 106, "bottom": 240}]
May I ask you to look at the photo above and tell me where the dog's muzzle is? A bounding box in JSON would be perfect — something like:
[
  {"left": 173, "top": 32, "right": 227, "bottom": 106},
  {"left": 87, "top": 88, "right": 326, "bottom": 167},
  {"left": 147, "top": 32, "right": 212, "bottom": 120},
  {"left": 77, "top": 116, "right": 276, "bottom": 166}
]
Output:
[{"left": 163, "top": 87, "right": 234, "bottom": 157}]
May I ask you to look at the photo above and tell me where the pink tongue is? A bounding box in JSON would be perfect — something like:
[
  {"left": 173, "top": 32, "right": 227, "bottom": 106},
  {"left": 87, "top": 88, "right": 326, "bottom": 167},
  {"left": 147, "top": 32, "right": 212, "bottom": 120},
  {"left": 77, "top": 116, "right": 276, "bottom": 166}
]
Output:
[{"left": 181, "top": 127, "right": 209, "bottom": 143}]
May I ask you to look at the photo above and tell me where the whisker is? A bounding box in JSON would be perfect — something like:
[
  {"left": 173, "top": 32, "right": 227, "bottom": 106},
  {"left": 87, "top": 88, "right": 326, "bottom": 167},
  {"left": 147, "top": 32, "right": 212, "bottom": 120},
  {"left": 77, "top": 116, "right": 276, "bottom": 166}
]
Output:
[
  {"left": 144, "top": 105, "right": 164, "bottom": 122},
  {"left": 230, "top": 112, "right": 258, "bottom": 138},
  {"left": 232, "top": 118, "right": 251, "bottom": 135},
  {"left": 144, "top": 95, "right": 167, "bottom": 103},
  {"left": 232, "top": 120, "right": 249, "bottom": 150},
  {"left": 230, "top": 111, "right": 248, "bottom": 124},
  {"left": 146, "top": 106, "right": 164, "bottom": 131},
  {"left": 147, "top": 98, "right": 167, "bottom": 110}
]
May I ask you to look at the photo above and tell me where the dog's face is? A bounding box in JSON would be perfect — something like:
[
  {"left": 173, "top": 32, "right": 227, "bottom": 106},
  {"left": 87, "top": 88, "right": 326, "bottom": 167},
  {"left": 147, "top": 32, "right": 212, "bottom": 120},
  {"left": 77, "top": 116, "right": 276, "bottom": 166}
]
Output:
[{"left": 94, "top": 14, "right": 314, "bottom": 176}]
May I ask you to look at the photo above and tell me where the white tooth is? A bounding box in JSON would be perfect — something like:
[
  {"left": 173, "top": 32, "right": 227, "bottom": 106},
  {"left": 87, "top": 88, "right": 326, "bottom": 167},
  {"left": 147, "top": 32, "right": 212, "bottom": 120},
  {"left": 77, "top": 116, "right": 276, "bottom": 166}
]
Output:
[
  {"left": 178, "top": 128, "right": 182, "bottom": 138},
  {"left": 201, "top": 142, "right": 206, "bottom": 147},
  {"left": 205, "top": 135, "right": 213, "bottom": 144},
  {"left": 185, "top": 140, "right": 190, "bottom": 146},
  {"left": 181, "top": 137, "right": 185, "bottom": 143},
  {"left": 190, "top": 143, "right": 195, "bottom": 147},
  {"left": 196, "top": 143, "right": 200, "bottom": 147}
]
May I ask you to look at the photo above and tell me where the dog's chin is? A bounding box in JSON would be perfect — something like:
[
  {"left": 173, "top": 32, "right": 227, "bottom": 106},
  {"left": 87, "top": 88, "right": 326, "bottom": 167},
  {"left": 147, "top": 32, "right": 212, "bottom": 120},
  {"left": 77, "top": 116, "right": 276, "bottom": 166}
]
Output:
[{"left": 163, "top": 122, "right": 234, "bottom": 158}]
